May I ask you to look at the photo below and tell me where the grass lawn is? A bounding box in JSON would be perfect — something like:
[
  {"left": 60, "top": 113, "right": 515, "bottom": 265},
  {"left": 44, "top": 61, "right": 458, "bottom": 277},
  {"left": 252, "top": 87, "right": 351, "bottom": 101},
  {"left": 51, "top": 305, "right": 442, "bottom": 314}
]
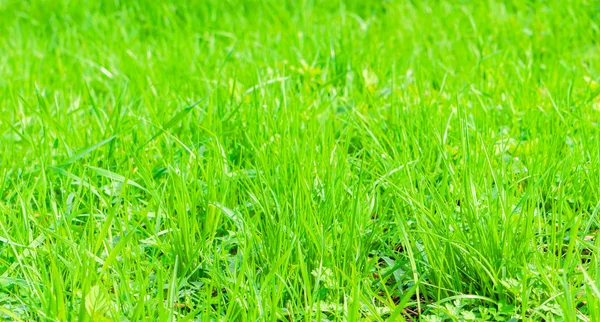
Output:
[{"left": 1, "top": 0, "right": 600, "bottom": 320}]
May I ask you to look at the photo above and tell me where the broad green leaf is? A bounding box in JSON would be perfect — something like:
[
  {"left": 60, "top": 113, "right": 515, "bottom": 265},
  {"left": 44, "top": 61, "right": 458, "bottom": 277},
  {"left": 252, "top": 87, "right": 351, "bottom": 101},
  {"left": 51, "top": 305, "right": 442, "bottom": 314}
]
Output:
[{"left": 85, "top": 285, "right": 111, "bottom": 321}]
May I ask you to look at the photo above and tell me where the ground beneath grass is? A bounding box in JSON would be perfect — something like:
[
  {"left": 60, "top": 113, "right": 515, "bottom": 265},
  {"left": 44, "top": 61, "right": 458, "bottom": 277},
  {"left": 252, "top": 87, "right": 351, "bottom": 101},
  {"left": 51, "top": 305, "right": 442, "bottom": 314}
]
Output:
[{"left": 1, "top": 0, "right": 600, "bottom": 321}]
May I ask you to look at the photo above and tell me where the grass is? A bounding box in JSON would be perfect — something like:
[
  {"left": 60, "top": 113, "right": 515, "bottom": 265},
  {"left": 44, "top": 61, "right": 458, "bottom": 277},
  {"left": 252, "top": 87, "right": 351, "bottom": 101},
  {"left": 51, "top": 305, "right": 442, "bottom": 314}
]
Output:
[{"left": 1, "top": 0, "right": 600, "bottom": 320}]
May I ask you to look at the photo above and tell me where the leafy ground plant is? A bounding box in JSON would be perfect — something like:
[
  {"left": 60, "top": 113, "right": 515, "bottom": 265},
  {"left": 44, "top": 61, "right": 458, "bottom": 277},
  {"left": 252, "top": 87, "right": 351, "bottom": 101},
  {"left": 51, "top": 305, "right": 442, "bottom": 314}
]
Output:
[{"left": 1, "top": 0, "right": 599, "bottom": 321}]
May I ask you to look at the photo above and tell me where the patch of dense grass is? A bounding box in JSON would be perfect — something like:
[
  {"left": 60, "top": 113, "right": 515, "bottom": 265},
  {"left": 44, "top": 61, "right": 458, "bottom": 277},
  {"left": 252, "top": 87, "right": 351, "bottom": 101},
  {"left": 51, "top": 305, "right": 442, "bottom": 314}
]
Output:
[{"left": 1, "top": 0, "right": 599, "bottom": 320}]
